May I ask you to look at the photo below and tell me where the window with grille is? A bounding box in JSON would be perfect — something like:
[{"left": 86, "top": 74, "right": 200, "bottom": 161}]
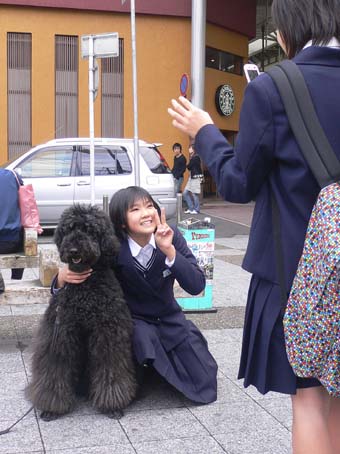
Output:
[
  {"left": 55, "top": 35, "right": 78, "bottom": 138},
  {"left": 7, "top": 32, "right": 32, "bottom": 159},
  {"left": 101, "top": 38, "right": 124, "bottom": 137}
]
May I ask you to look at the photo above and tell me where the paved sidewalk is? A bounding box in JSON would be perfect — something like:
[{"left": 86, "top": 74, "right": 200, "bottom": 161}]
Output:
[{"left": 0, "top": 231, "right": 292, "bottom": 453}]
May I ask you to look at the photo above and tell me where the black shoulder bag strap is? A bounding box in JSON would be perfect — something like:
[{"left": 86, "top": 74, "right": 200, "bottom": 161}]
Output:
[{"left": 267, "top": 60, "right": 340, "bottom": 310}]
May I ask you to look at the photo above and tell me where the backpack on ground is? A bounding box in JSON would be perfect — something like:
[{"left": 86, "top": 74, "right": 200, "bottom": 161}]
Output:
[{"left": 268, "top": 60, "right": 340, "bottom": 396}]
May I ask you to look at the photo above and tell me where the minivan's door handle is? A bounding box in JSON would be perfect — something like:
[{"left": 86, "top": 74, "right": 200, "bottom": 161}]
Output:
[
  {"left": 77, "top": 181, "right": 90, "bottom": 186},
  {"left": 57, "top": 183, "right": 71, "bottom": 187}
]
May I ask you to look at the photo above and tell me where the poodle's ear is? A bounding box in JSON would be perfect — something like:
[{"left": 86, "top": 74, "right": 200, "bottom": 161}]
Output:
[
  {"left": 54, "top": 206, "right": 74, "bottom": 249},
  {"left": 96, "top": 211, "right": 121, "bottom": 264},
  {"left": 101, "top": 230, "right": 120, "bottom": 255},
  {"left": 54, "top": 223, "right": 64, "bottom": 249},
  {"left": 99, "top": 230, "right": 120, "bottom": 267}
]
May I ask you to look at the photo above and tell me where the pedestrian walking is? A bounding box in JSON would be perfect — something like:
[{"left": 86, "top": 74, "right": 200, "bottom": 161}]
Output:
[{"left": 168, "top": 0, "right": 340, "bottom": 452}]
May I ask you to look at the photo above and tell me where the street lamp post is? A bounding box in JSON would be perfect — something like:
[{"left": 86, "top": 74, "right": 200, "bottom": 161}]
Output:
[
  {"left": 81, "top": 33, "right": 119, "bottom": 205},
  {"left": 88, "top": 36, "right": 96, "bottom": 205},
  {"left": 122, "top": 0, "right": 140, "bottom": 186},
  {"left": 191, "top": 0, "right": 207, "bottom": 109}
]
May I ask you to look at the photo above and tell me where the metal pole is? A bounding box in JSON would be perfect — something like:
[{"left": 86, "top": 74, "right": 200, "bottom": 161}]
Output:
[
  {"left": 130, "top": 0, "right": 140, "bottom": 186},
  {"left": 88, "top": 36, "right": 96, "bottom": 205},
  {"left": 176, "top": 193, "right": 183, "bottom": 224},
  {"left": 191, "top": 0, "right": 207, "bottom": 109},
  {"left": 102, "top": 194, "right": 109, "bottom": 214},
  {"left": 261, "top": 25, "right": 265, "bottom": 72}
]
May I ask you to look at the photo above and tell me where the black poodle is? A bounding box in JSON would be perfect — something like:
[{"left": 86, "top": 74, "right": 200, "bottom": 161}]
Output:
[{"left": 26, "top": 204, "right": 137, "bottom": 421}]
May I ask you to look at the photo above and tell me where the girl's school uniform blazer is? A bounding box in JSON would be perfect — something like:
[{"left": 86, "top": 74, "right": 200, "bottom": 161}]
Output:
[
  {"left": 116, "top": 226, "right": 217, "bottom": 403},
  {"left": 195, "top": 46, "right": 340, "bottom": 290},
  {"left": 116, "top": 226, "right": 205, "bottom": 350}
]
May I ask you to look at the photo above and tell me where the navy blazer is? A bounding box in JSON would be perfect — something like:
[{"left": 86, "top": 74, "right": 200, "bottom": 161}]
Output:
[
  {"left": 195, "top": 46, "right": 340, "bottom": 288},
  {"left": 115, "top": 226, "right": 205, "bottom": 351}
]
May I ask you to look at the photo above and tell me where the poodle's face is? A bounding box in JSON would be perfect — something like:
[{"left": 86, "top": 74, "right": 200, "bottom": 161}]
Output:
[{"left": 54, "top": 204, "right": 120, "bottom": 272}]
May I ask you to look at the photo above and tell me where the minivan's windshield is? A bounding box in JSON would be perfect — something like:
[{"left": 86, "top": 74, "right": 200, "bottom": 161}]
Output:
[{"left": 139, "top": 146, "right": 171, "bottom": 174}]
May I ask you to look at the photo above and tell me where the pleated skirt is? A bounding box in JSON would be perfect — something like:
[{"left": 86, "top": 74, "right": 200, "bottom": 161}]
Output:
[
  {"left": 133, "top": 319, "right": 218, "bottom": 404},
  {"left": 238, "top": 275, "right": 321, "bottom": 395}
]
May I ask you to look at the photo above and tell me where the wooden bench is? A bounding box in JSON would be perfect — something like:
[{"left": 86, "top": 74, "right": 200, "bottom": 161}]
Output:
[{"left": 0, "top": 253, "right": 39, "bottom": 270}]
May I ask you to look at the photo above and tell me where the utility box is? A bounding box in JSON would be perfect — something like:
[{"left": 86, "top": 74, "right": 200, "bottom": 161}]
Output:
[{"left": 176, "top": 218, "right": 215, "bottom": 311}]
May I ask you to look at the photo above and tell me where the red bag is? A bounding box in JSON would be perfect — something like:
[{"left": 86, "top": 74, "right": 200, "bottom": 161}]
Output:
[{"left": 11, "top": 171, "right": 43, "bottom": 234}]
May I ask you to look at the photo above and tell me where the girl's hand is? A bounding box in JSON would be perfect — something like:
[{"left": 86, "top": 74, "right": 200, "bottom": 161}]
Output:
[
  {"left": 155, "top": 208, "right": 175, "bottom": 261},
  {"left": 56, "top": 265, "right": 92, "bottom": 288},
  {"left": 168, "top": 96, "right": 214, "bottom": 139}
]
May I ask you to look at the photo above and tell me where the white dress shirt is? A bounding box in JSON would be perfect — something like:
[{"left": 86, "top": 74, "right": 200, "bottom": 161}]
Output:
[{"left": 128, "top": 234, "right": 175, "bottom": 268}]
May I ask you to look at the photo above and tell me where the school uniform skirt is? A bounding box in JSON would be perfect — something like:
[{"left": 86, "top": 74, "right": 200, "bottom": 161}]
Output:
[
  {"left": 133, "top": 318, "right": 217, "bottom": 404},
  {"left": 238, "top": 275, "right": 321, "bottom": 394}
]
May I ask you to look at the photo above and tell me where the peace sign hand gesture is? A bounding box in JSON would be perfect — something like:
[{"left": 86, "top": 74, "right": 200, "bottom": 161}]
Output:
[{"left": 155, "top": 207, "right": 176, "bottom": 262}]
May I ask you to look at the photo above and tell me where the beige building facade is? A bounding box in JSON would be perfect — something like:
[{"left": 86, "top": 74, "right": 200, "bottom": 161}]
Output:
[{"left": 0, "top": 0, "right": 256, "bottom": 195}]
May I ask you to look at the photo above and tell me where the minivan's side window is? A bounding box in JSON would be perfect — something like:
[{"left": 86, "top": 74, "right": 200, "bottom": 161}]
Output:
[
  {"left": 19, "top": 147, "right": 74, "bottom": 178},
  {"left": 77, "top": 146, "right": 132, "bottom": 176}
]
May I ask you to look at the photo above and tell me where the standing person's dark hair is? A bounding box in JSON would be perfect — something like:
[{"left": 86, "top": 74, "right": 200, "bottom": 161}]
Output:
[
  {"left": 172, "top": 142, "right": 182, "bottom": 152},
  {"left": 272, "top": 0, "right": 340, "bottom": 58},
  {"left": 168, "top": 0, "right": 340, "bottom": 451}
]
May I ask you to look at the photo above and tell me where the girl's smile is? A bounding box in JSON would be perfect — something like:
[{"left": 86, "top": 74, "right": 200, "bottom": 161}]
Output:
[{"left": 126, "top": 198, "right": 157, "bottom": 246}]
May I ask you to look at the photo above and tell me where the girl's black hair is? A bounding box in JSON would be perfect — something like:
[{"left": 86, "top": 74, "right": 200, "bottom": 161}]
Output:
[
  {"left": 272, "top": 0, "right": 340, "bottom": 58},
  {"left": 109, "top": 186, "right": 160, "bottom": 241}
]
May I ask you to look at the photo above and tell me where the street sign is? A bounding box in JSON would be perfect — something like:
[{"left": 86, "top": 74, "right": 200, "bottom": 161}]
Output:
[
  {"left": 81, "top": 32, "right": 119, "bottom": 59},
  {"left": 180, "top": 73, "right": 189, "bottom": 96},
  {"left": 81, "top": 32, "right": 119, "bottom": 205}
]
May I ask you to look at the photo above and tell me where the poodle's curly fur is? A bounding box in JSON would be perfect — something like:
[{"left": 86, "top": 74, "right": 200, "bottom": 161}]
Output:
[{"left": 26, "top": 204, "right": 137, "bottom": 420}]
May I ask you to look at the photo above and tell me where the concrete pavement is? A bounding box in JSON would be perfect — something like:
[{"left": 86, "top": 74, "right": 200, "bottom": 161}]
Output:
[{"left": 0, "top": 202, "right": 292, "bottom": 454}]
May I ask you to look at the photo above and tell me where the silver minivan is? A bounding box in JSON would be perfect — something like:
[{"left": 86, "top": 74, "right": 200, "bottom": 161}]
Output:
[{"left": 4, "top": 138, "right": 177, "bottom": 228}]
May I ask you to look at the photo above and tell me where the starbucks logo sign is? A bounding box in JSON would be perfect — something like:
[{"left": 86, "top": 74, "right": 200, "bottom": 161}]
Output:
[{"left": 215, "top": 84, "right": 235, "bottom": 116}]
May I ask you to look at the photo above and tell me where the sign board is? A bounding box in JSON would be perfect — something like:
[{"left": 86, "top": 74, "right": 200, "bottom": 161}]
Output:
[
  {"left": 176, "top": 220, "right": 215, "bottom": 311},
  {"left": 180, "top": 73, "right": 189, "bottom": 96},
  {"left": 81, "top": 32, "right": 119, "bottom": 59}
]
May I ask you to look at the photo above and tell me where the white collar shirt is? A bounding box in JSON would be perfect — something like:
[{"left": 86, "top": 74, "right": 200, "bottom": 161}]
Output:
[
  {"left": 127, "top": 234, "right": 175, "bottom": 268},
  {"left": 128, "top": 235, "right": 156, "bottom": 267}
]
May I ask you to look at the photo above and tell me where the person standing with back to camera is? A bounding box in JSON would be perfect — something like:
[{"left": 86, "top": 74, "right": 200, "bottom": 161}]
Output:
[
  {"left": 0, "top": 169, "right": 24, "bottom": 293},
  {"left": 168, "top": 0, "right": 340, "bottom": 452}
]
